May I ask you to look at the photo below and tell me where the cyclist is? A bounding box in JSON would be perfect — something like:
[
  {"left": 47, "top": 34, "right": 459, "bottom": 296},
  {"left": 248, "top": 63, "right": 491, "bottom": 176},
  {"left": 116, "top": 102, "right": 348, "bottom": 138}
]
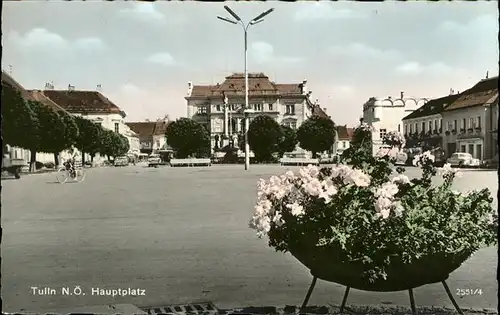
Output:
[{"left": 65, "top": 147, "right": 80, "bottom": 178}]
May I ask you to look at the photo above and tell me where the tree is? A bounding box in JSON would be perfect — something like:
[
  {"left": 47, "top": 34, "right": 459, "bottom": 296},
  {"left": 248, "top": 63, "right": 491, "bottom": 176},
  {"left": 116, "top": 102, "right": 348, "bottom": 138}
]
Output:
[
  {"left": 247, "top": 115, "right": 283, "bottom": 162},
  {"left": 116, "top": 133, "right": 130, "bottom": 156},
  {"left": 55, "top": 112, "right": 80, "bottom": 165},
  {"left": 1, "top": 83, "right": 40, "bottom": 153},
  {"left": 297, "top": 116, "right": 336, "bottom": 158},
  {"left": 28, "top": 101, "right": 69, "bottom": 167},
  {"left": 74, "top": 116, "right": 102, "bottom": 165},
  {"left": 165, "top": 118, "right": 210, "bottom": 158},
  {"left": 341, "top": 124, "right": 373, "bottom": 164},
  {"left": 277, "top": 125, "right": 298, "bottom": 157}
]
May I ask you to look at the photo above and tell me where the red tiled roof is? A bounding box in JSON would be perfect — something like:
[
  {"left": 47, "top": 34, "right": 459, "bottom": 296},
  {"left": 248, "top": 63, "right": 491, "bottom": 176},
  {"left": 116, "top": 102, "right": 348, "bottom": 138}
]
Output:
[
  {"left": 42, "top": 90, "right": 125, "bottom": 116},
  {"left": 126, "top": 122, "right": 156, "bottom": 137},
  {"left": 188, "top": 73, "right": 304, "bottom": 98},
  {"left": 444, "top": 76, "right": 498, "bottom": 111},
  {"left": 29, "top": 90, "right": 68, "bottom": 113},
  {"left": 311, "top": 105, "right": 329, "bottom": 118},
  {"left": 126, "top": 120, "right": 171, "bottom": 137},
  {"left": 337, "top": 125, "right": 354, "bottom": 140},
  {"left": 1, "top": 71, "right": 35, "bottom": 101}
]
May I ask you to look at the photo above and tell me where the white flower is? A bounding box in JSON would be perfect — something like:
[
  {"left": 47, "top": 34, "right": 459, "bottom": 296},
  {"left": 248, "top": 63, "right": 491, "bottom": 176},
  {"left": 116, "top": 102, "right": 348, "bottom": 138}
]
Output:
[
  {"left": 330, "top": 165, "right": 371, "bottom": 187},
  {"left": 318, "top": 179, "right": 338, "bottom": 203},
  {"left": 393, "top": 201, "right": 405, "bottom": 217},
  {"left": 375, "top": 196, "right": 393, "bottom": 213},
  {"left": 438, "top": 163, "right": 462, "bottom": 179},
  {"left": 302, "top": 177, "right": 323, "bottom": 196},
  {"left": 375, "top": 182, "right": 399, "bottom": 199},
  {"left": 272, "top": 211, "right": 284, "bottom": 227},
  {"left": 392, "top": 174, "right": 410, "bottom": 185},
  {"left": 375, "top": 208, "right": 391, "bottom": 219},
  {"left": 413, "top": 151, "right": 435, "bottom": 167},
  {"left": 287, "top": 202, "right": 305, "bottom": 217}
]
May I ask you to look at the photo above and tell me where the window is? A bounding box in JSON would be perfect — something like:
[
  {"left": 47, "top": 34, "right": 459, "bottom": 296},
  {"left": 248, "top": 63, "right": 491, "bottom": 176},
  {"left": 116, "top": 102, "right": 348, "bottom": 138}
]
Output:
[
  {"left": 114, "top": 123, "right": 119, "bottom": 133},
  {"left": 415, "top": 123, "right": 418, "bottom": 133},
  {"left": 421, "top": 122, "right": 425, "bottom": 133},
  {"left": 398, "top": 124, "right": 400, "bottom": 132},
  {"left": 461, "top": 145, "right": 466, "bottom": 152},
  {"left": 405, "top": 124, "right": 408, "bottom": 134},
  {"left": 197, "top": 106, "right": 208, "bottom": 114},
  {"left": 439, "top": 119, "right": 442, "bottom": 129},
  {"left": 428, "top": 121, "right": 432, "bottom": 132},
  {"left": 447, "top": 121, "right": 453, "bottom": 131},
  {"left": 268, "top": 103, "right": 273, "bottom": 111},
  {"left": 409, "top": 124, "right": 413, "bottom": 133},
  {"left": 379, "top": 128, "right": 387, "bottom": 139},
  {"left": 285, "top": 104, "right": 295, "bottom": 115},
  {"left": 453, "top": 120, "right": 457, "bottom": 130},
  {"left": 255, "top": 104, "right": 262, "bottom": 111},
  {"left": 156, "top": 140, "right": 160, "bottom": 148},
  {"left": 216, "top": 104, "right": 221, "bottom": 112},
  {"left": 469, "top": 117, "right": 475, "bottom": 128},
  {"left": 477, "top": 116, "right": 482, "bottom": 128},
  {"left": 461, "top": 118, "right": 466, "bottom": 129},
  {"left": 434, "top": 120, "right": 438, "bottom": 131}
]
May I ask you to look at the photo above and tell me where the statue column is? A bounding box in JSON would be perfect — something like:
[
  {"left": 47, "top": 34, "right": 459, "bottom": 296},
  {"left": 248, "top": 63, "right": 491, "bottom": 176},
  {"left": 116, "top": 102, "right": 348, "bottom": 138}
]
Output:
[{"left": 224, "top": 105, "right": 229, "bottom": 138}]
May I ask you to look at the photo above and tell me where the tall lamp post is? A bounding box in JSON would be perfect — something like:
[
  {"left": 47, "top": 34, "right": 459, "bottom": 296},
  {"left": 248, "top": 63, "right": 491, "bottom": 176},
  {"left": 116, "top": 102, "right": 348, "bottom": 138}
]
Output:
[{"left": 217, "top": 6, "right": 274, "bottom": 171}]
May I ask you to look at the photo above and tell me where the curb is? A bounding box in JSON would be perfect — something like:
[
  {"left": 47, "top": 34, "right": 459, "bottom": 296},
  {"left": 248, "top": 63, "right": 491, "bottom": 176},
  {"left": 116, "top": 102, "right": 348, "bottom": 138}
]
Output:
[{"left": 140, "top": 304, "right": 499, "bottom": 315}]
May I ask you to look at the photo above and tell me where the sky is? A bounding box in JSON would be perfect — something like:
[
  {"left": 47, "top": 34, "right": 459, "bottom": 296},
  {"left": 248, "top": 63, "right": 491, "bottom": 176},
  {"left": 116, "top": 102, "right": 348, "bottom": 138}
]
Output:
[{"left": 2, "top": 1, "right": 498, "bottom": 126}]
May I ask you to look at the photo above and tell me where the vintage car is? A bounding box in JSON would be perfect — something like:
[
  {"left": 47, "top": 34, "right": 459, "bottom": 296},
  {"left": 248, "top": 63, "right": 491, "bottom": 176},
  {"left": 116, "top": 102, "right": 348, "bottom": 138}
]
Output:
[
  {"left": 446, "top": 152, "right": 480, "bottom": 168},
  {"left": 148, "top": 154, "right": 162, "bottom": 167},
  {"left": 114, "top": 156, "right": 129, "bottom": 167}
]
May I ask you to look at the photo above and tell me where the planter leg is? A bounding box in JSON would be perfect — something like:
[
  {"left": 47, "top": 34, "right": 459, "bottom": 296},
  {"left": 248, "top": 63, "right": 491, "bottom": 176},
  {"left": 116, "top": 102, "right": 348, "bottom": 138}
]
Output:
[
  {"left": 442, "top": 281, "right": 464, "bottom": 315},
  {"left": 340, "top": 286, "right": 350, "bottom": 314},
  {"left": 300, "top": 276, "right": 317, "bottom": 312},
  {"left": 408, "top": 289, "right": 417, "bottom": 315}
]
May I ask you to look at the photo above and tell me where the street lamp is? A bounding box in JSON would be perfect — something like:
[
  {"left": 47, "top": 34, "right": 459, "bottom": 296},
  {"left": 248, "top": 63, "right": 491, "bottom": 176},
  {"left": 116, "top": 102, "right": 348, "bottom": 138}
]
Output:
[{"left": 217, "top": 6, "right": 274, "bottom": 171}]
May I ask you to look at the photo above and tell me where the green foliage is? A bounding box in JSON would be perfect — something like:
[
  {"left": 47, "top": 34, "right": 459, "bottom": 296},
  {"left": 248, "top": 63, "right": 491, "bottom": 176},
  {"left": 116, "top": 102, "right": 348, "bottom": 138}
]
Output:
[
  {"left": 27, "top": 101, "right": 66, "bottom": 154},
  {"left": 99, "top": 129, "right": 129, "bottom": 158},
  {"left": 58, "top": 112, "right": 80, "bottom": 150},
  {"left": 297, "top": 116, "right": 336, "bottom": 157},
  {"left": 247, "top": 115, "right": 283, "bottom": 162},
  {"left": 256, "top": 123, "right": 497, "bottom": 282},
  {"left": 74, "top": 116, "right": 102, "bottom": 156},
  {"left": 1, "top": 83, "right": 40, "bottom": 149},
  {"left": 277, "top": 125, "right": 298, "bottom": 157},
  {"left": 165, "top": 118, "right": 210, "bottom": 158}
]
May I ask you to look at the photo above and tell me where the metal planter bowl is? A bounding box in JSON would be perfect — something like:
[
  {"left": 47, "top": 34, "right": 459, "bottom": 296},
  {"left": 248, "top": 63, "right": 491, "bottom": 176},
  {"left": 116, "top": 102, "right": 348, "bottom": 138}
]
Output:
[{"left": 290, "top": 241, "right": 471, "bottom": 292}]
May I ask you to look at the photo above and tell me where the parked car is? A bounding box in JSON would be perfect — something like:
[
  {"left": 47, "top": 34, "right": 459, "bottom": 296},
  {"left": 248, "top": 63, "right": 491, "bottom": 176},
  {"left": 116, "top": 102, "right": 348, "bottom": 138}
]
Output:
[
  {"left": 148, "top": 154, "right": 162, "bottom": 167},
  {"left": 446, "top": 152, "right": 480, "bottom": 168},
  {"left": 114, "top": 156, "right": 129, "bottom": 167}
]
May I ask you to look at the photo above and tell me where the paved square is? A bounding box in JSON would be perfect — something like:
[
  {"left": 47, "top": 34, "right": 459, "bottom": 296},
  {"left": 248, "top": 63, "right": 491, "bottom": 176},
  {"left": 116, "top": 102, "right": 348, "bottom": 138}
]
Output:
[{"left": 1, "top": 165, "right": 497, "bottom": 313}]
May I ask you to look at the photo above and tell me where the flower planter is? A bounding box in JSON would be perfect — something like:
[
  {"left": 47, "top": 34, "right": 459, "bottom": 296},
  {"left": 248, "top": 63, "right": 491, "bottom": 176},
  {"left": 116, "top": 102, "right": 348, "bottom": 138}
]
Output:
[
  {"left": 290, "top": 239, "right": 471, "bottom": 292},
  {"left": 290, "top": 239, "right": 470, "bottom": 315}
]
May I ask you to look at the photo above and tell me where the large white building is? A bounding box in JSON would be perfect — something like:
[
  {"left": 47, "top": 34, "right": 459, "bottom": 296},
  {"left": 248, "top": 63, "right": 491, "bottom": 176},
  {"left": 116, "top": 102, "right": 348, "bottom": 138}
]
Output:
[
  {"left": 185, "top": 73, "right": 328, "bottom": 156},
  {"left": 362, "top": 92, "right": 429, "bottom": 154},
  {"left": 442, "top": 76, "right": 498, "bottom": 160},
  {"left": 39, "top": 88, "right": 140, "bottom": 161}
]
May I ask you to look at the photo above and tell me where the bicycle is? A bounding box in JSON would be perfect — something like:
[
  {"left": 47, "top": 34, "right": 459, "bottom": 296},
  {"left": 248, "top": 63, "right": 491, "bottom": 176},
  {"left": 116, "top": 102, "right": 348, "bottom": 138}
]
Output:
[{"left": 56, "top": 161, "right": 86, "bottom": 184}]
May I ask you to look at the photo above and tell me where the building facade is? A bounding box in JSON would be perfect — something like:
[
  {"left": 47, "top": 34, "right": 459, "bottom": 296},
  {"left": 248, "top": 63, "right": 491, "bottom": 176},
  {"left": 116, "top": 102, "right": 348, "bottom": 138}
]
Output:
[
  {"left": 442, "top": 76, "right": 498, "bottom": 160},
  {"left": 402, "top": 94, "right": 460, "bottom": 150},
  {"left": 185, "top": 73, "right": 327, "bottom": 155},
  {"left": 126, "top": 118, "right": 170, "bottom": 155},
  {"left": 333, "top": 125, "right": 353, "bottom": 155},
  {"left": 362, "top": 92, "right": 429, "bottom": 154}
]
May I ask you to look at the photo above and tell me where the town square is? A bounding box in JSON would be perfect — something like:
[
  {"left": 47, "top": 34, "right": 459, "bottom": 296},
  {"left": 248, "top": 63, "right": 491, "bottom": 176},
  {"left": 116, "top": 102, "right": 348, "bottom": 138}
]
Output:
[{"left": 1, "top": 1, "right": 498, "bottom": 315}]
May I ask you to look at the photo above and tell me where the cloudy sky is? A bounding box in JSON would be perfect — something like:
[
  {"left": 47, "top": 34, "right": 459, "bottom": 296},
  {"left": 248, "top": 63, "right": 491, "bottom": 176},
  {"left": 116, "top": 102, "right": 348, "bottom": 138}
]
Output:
[{"left": 2, "top": 1, "right": 498, "bottom": 126}]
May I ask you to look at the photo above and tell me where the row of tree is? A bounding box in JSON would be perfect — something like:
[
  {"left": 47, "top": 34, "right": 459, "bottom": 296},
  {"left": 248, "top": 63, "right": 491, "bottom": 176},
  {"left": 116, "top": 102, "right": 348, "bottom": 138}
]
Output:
[
  {"left": 2, "top": 82, "right": 130, "bottom": 170},
  {"left": 164, "top": 115, "right": 337, "bottom": 161}
]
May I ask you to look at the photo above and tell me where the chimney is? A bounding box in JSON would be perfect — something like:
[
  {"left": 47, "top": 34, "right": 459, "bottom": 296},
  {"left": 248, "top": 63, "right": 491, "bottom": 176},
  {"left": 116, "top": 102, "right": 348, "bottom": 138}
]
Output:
[
  {"left": 301, "top": 79, "right": 308, "bottom": 95},
  {"left": 486, "top": 71, "right": 489, "bottom": 79},
  {"left": 400, "top": 91, "right": 404, "bottom": 99},
  {"left": 68, "top": 84, "right": 75, "bottom": 91},
  {"left": 96, "top": 84, "right": 102, "bottom": 92},
  {"left": 187, "top": 81, "right": 193, "bottom": 97},
  {"left": 323, "top": 107, "right": 327, "bottom": 113}
]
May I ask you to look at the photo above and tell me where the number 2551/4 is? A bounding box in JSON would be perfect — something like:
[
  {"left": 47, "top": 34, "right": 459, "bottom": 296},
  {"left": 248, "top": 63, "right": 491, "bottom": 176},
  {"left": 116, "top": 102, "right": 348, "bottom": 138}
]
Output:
[{"left": 456, "top": 288, "right": 483, "bottom": 296}]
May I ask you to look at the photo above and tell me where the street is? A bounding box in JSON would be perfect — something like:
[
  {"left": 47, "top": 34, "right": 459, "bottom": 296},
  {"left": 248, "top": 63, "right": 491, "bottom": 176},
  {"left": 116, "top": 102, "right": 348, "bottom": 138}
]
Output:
[{"left": 1, "top": 165, "right": 497, "bottom": 313}]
